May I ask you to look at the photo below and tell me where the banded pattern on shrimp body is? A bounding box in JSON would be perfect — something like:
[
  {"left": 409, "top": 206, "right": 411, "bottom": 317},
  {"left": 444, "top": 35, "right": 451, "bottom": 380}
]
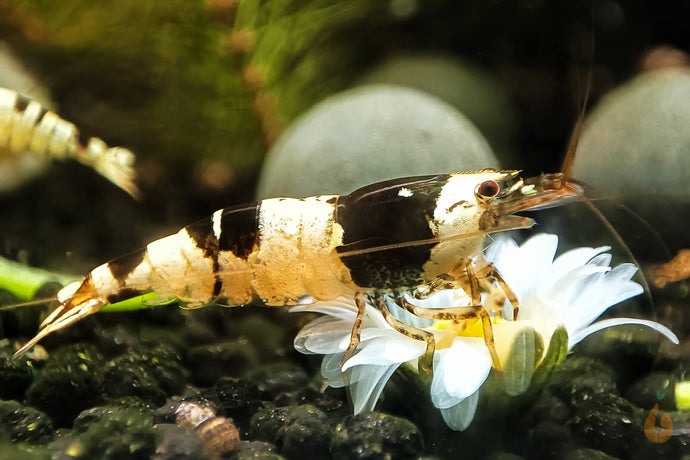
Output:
[
  {"left": 88, "top": 194, "right": 356, "bottom": 309},
  {"left": 17, "top": 169, "right": 579, "bottom": 354},
  {"left": 0, "top": 87, "right": 138, "bottom": 197}
]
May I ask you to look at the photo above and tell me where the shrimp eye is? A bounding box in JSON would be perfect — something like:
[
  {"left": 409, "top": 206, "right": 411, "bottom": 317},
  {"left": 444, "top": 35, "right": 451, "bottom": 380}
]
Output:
[{"left": 475, "top": 180, "right": 500, "bottom": 199}]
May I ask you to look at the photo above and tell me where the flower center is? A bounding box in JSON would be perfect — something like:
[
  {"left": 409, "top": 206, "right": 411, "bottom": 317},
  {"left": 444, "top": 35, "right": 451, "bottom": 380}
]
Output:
[{"left": 430, "top": 316, "right": 506, "bottom": 348}]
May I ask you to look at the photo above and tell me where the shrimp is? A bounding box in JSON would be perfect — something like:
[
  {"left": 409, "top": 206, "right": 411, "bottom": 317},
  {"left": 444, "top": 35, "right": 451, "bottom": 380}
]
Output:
[
  {"left": 0, "top": 87, "right": 139, "bottom": 198},
  {"left": 15, "top": 170, "right": 579, "bottom": 373}
]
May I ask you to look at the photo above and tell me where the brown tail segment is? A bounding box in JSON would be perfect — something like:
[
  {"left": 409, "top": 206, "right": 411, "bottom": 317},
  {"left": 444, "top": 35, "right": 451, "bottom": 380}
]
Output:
[{"left": 14, "top": 276, "right": 106, "bottom": 356}]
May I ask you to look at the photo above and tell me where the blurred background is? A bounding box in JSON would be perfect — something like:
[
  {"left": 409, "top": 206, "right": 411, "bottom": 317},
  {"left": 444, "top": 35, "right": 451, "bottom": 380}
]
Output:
[{"left": 0, "top": 0, "right": 688, "bottom": 285}]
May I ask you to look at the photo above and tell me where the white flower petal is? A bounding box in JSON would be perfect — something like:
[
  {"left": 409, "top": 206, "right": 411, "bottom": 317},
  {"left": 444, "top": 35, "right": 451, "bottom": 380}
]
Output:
[
  {"left": 440, "top": 391, "right": 479, "bottom": 431},
  {"left": 547, "top": 264, "right": 610, "bottom": 296},
  {"left": 569, "top": 317, "right": 679, "bottom": 348},
  {"left": 485, "top": 237, "right": 525, "bottom": 295},
  {"left": 408, "top": 289, "right": 470, "bottom": 309},
  {"left": 516, "top": 297, "right": 560, "bottom": 359},
  {"left": 291, "top": 297, "right": 393, "bottom": 331},
  {"left": 484, "top": 235, "right": 519, "bottom": 263},
  {"left": 386, "top": 297, "right": 434, "bottom": 328},
  {"left": 358, "top": 327, "right": 399, "bottom": 343},
  {"left": 349, "top": 364, "right": 400, "bottom": 414},
  {"left": 550, "top": 245, "right": 610, "bottom": 279},
  {"left": 289, "top": 300, "right": 358, "bottom": 319},
  {"left": 321, "top": 353, "right": 346, "bottom": 387},
  {"left": 520, "top": 233, "right": 559, "bottom": 267},
  {"left": 294, "top": 316, "right": 354, "bottom": 354},
  {"left": 587, "top": 252, "right": 613, "bottom": 267},
  {"left": 431, "top": 338, "right": 491, "bottom": 409},
  {"left": 607, "top": 262, "right": 640, "bottom": 281},
  {"left": 341, "top": 332, "right": 425, "bottom": 371},
  {"left": 559, "top": 265, "right": 643, "bottom": 333},
  {"left": 515, "top": 234, "right": 558, "bottom": 298},
  {"left": 488, "top": 234, "right": 558, "bottom": 301}
]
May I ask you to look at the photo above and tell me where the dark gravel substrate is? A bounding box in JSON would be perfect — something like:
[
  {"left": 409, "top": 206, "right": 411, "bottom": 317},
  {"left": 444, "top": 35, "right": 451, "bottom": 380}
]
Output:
[{"left": 0, "top": 291, "right": 687, "bottom": 460}]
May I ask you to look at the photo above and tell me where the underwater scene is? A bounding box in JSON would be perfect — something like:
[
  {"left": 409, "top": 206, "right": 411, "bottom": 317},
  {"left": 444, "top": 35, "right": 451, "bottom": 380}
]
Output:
[{"left": 0, "top": 1, "right": 688, "bottom": 459}]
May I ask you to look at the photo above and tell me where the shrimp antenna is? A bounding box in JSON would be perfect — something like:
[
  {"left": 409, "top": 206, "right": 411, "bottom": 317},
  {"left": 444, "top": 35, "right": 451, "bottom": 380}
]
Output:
[
  {"left": 336, "top": 225, "right": 528, "bottom": 259},
  {"left": 572, "top": 187, "right": 657, "bottom": 312},
  {"left": 0, "top": 297, "right": 56, "bottom": 310},
  {"left": 574, "top": 183, "right": 671, "bottom": 260},
  {"left": 560, "top": 42, "right": 659, "bottom": 313},
  {"left": 561, "top": 33, "right": 593, "bottom": 181}
]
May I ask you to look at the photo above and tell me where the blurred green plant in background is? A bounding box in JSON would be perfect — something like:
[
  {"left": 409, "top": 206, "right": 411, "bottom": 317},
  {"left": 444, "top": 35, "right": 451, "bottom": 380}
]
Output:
[{"left": 0, "top": 0, "right": 390, "bottom": 184}]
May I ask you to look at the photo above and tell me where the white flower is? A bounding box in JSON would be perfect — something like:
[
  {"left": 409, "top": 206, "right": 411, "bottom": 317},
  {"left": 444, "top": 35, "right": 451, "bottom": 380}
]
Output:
[
  {"left": 292, "top": 292, "right": 495, "bottom": 430},
  {"left": 485, "top": 233, "right": 678, "bottom": 353},
  {"left": 292, "top": 233, "right": 678, "bottom": 431},
  {"left": 293, "top": 297, "right": 423, "bottom": 415},
  {"left": 428, "top": 334, "right": 492, "bottom": 429}
]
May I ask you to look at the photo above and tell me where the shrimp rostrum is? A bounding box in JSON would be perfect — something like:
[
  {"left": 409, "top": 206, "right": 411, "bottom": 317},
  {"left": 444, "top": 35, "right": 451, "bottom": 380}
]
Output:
[{"left": 16, "top": 170, "right": 579, "bottom": 372}]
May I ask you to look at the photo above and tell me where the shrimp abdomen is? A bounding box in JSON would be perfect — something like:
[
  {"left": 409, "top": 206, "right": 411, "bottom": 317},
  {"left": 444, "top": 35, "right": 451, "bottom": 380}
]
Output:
[{"left": 85, "top": 196, "right": 357, "bottom": 309}]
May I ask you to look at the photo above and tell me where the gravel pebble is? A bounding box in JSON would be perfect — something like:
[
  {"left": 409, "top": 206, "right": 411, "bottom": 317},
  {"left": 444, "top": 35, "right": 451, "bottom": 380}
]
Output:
[
  {"left": 0, "top": 399, "right": 53, "bottom": 444},
  {"left": 25, "top": 344, "right": 105, "bottom": 427},
  {"left": 330, "top": 412, "right": 424, "bottom": 460},
  {"left": 250, "top": 404, "right": 331, "bottom": 458},
  {"left": 570, "top": 393, "right": 642, "bottom": 459}
]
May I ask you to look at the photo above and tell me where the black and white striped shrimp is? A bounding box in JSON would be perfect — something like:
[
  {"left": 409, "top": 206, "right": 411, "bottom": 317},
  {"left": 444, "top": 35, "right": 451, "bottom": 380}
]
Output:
[
  {"left": 0, "top": 87, "right": 139, "bottom": 198},
  {"left": 15, "top": 169, "right": 579, "bottom": 372}
]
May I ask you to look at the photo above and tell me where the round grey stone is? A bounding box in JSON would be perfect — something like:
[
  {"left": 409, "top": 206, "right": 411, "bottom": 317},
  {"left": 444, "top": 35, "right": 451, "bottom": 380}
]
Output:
[
  {"left": 358, "top": 53, "right": 516, "bottom": 161},
  {"left": 256, "top": 84, "right": 497, "bottom": 199},
  {"left": 572, "top": 70, "right": 690, "bottom": 196}
]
